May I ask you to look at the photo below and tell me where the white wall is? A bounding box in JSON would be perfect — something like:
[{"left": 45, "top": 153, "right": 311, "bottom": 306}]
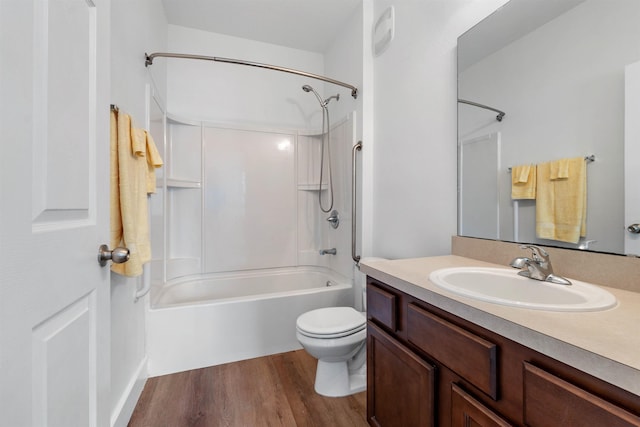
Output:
[
  {"left": 370, "top": 0, "right": 508, "bottom": 259},
  {"left": 325, "top": 4, "right": 365, "bottom": 135},
  {"left": 167, "top": 25, "right": 326, "bottom": 129},
  {"left": 110, "top": 1, "right": 167, "bottom": 425}
]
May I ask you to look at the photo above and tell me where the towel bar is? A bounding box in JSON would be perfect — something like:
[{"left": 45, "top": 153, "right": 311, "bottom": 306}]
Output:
[{"left": 507, "top": 155, "right": 595, "bottom": 173}]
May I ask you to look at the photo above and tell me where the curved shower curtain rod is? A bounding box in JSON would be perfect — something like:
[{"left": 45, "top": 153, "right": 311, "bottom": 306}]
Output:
[
  {"left": 145, "top": 52, "right": 359, "bottom": 99},
  {"left": 458, "top": 99, "right": 505, "bottom": 122}
]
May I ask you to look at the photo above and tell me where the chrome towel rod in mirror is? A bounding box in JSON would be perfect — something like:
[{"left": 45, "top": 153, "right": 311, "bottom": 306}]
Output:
[
  {"left": 144, "top": 52, "right": 359, "bottom": 99},
  {"left": 458, "top": 99, "right": 505, "bottom": 122},
  {"left": 507, "top": 155, "right": 595, "bottom": 173}
]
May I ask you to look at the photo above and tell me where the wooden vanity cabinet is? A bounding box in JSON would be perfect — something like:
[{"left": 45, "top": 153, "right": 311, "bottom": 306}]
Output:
[{"left": 366, "top": 277, "right": 640, "bottom": 427}]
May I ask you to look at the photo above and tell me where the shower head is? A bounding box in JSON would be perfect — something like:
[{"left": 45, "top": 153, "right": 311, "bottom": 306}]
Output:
[
  {"left": 302, "top": 84, "right": 340, "bottom": 107},
  {"left": 324, "top": 94, "right": 340, "bottom": 105},
  {"left": 302, "top": 84, "right": 325, "bottom": 107}
]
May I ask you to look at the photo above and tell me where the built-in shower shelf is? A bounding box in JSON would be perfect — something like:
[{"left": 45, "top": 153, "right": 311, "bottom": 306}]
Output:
[
  {"left": 161, "top": 178, "right": 202, "bottom": 189},
  {"left": 297, "top": 183, "right": 327, "bottom": 191}
]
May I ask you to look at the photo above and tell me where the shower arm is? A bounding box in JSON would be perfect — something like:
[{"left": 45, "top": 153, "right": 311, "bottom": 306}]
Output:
[{"left": 145, "top": 52, "right": 359, "bottom": 99}]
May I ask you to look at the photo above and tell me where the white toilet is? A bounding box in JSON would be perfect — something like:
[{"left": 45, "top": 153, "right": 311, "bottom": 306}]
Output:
[{"left": 296, "top": 306, "right": 367, "bottom": 397}]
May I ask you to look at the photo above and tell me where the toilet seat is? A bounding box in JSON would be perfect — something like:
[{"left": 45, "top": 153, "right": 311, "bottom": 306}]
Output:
[
  {"left": 296, "top": 307, "right": 366, "bottom": 339},
  {"left": 298, "top": 323, "right": 366, "bottom": 339}
]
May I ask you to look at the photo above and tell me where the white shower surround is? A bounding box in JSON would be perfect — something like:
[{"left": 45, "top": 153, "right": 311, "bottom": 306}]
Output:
[{"left": 153, "top": 113, "right": 357, "bottom": 280}]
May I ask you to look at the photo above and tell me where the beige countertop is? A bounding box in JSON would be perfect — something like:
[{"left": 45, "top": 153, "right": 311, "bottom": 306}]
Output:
[{"left": 359, "top": 255, "right": 640, "bottom": 396}]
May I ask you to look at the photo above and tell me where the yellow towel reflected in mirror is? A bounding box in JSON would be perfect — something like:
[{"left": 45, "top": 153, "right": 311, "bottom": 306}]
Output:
[
  {"left": 511, "top": 164, "right": 536, "bottom": 200},
  {"left": 536, "top": 157, "right": 586, "bottom": 243}
]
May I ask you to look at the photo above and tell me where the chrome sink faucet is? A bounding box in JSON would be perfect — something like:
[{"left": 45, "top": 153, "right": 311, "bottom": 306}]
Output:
[{"left": 509, "top": 245, "right": 572, "bottom": 286}]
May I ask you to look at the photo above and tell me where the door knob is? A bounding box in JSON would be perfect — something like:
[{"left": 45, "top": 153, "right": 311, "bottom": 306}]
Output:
[
  {"left": 627, "top": 224, "right": 640, "bottom": 234},
  {"left": 98, "top": 244, "right": 130, "bottom": 267}
]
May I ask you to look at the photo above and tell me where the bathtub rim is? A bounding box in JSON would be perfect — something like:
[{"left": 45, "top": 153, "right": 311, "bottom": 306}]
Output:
[{"left": 150, "top": 265, "right": 353, "bottom": 310}]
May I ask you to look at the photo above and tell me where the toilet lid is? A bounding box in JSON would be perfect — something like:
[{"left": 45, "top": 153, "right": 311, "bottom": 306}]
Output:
[{"left": 296, "top": 307, "right": 366, "bottom": 338}]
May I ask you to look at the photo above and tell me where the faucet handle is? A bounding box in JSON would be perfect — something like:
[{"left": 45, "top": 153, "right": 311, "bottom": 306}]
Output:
[{"left": 519, "top": 244, "right": 549, "bottom": 261}]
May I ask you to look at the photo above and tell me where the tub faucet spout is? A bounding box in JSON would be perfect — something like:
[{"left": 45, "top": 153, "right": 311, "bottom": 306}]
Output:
[{"left": 319, "top": 248, "right": 337, "bottom": 255}]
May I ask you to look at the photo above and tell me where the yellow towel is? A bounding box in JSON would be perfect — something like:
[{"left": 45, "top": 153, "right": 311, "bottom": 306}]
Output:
[
  {"left": 145, "top": 130, "right": 163, "bottom": 193},
  {"left": 536, "top": 157, "right": 586, "bottom": 243},
  {"left": 131, "top": 127, "right": 146, "bottom": 157},
  {"left": 549, "top": 158, "right": 570, "bottom": 180},
  {"left": 511, "top": 164, "right": 536, "bottom": 199},
  {"left": 110, "top": 110, "right": 163, "bottom": 277}
]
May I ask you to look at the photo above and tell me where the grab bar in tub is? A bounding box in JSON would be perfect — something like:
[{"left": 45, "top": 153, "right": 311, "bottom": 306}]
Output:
[
  {"left": 352, "top": 141, "right": 362, "bottom": 265},
  {"left": 135, "top": 263, "right": 152, "bottom": 302}
]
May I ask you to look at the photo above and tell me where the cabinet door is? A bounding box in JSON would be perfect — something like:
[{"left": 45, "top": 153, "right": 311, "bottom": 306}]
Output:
[
  {"left": 451, "top": 384, "right": 513, "bottom": 427},
  {"left": 367, "top": 321, "right": 436, "bottom": 427}
]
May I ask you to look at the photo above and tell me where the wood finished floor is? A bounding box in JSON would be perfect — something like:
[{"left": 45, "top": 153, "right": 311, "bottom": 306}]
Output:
[{"left": 128, "top": 350, "right": 368, "bottom": 427}]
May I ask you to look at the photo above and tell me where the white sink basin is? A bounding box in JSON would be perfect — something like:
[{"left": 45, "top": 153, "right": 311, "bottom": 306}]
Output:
[{"left": 429, "top": 267, "right": 617, "bottom": 312}]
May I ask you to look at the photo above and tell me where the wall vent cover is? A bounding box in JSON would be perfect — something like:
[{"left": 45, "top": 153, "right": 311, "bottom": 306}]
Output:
[{"left": 372, "top": 6, "right": 395, "bottom": 57}]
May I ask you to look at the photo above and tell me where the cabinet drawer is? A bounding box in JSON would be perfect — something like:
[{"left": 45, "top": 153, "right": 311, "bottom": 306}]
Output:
[
  {"left": 523, "top": 362, "right": 640, "bottom": 427},
  {"left": 407, "top": 303, "right": 498, "bottom": 399},
  {"left": 367, "top": 282, "right": 397, "bottom": 331}
]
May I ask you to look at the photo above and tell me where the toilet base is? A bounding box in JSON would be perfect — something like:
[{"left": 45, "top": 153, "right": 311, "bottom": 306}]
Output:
[{"left": 313, "top": 352, "right": 367, "bottom": 397}]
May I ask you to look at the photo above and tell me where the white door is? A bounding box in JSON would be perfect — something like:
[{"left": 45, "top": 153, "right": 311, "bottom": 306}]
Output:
[
  {"left": 0, "top": 1, "right": 111, "bottom": 426},
  {"left": 625, "top": 60, "right": 640, "bottom": 256}
]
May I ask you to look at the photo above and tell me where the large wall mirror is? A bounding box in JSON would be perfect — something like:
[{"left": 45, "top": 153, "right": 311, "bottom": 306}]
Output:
[{"left": 457, "top": 0, "right": 640, "bottom": 256}]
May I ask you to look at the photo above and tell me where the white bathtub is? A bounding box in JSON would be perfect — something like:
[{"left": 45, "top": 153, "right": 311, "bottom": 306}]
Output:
[{"left": 146, "top": 266, "right": 353, "bottom": 377}]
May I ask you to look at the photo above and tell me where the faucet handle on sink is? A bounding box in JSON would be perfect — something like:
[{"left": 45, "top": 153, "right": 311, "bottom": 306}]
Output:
[{"left": 518, "top": 244, "right": 549, "bottom": 262}]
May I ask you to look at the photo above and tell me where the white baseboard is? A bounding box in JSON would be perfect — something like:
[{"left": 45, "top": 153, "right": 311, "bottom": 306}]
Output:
[{"left": 111, "top": 357, "right": 148, "bottom": 427}]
